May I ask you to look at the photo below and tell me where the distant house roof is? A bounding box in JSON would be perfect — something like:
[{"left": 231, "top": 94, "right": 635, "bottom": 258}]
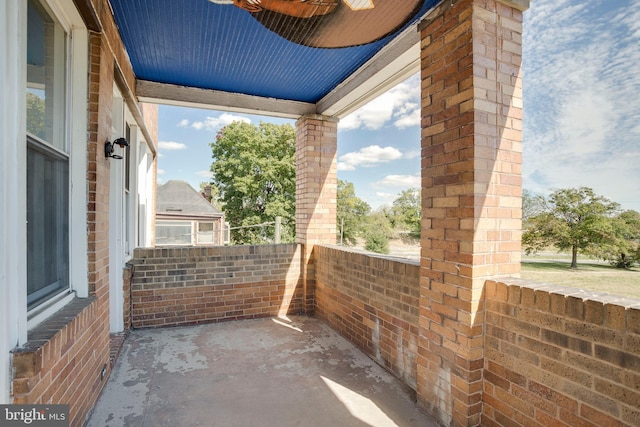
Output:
[{"left": 156, "top": 180, "right": 223, "bottom": 218}]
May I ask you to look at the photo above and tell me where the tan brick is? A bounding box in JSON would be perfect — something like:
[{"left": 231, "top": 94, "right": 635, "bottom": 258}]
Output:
[
  {"left": 12, "top": 350, "right": 42, "bottom": 379},
  {"left": 594, "top": 378, "right": 640, "bottom": 409},
  {"left": 628, "top": 307, "right": 640, "bottom": 335}
]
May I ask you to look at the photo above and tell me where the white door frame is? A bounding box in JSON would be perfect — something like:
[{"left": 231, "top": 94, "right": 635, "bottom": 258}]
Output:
[{"left": 108, "top": 88, "right": 125, "bottom": 333}]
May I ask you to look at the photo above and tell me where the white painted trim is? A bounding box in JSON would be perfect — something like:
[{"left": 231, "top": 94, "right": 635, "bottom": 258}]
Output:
[
  {"left": 144, "top": 144, "right": 154, "bottom": 247},
  {"left": 109, "top": 88, "right": 125, "bottom": 333},
  {"left": 69, "top": 27, "right": 89, "bottom": 298},
  {"left": 1, "top": 0, "right": 28, "bottom": 404},
  {"left": 136, "top": 139, "right": 149, "bottom": 247},
  {"left": 27, "top": 291, "right": 75, "bottom": 329},
  {"left": 317, "top": 25, "right": 420, "bottom": 118},
  {"left": 136, "top": 81, "right": 316, "bottom": 119},
  {"left": 125, "top": 121, "right": 139, "bottom": 259}
]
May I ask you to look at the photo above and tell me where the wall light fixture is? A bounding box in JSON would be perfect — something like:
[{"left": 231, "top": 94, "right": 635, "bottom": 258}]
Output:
[{"left": 105, "top": 138, "right": 129, "bottom": 159}]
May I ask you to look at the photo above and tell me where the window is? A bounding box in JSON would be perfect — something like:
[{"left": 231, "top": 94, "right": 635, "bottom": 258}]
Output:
[
  {"left": 156, "top": 221, "right": 192, "bottom": 245},
  {"left": 197, "top": 222, "right": 215, "bottom": 244},
  {"left": 26, "top": 0, "right": 70, "bottom": 309}
]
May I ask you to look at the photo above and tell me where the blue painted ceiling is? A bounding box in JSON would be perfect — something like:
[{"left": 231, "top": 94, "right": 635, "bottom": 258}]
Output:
[{"left": 110, "top": 0, "right": 439, "bottom": 104}]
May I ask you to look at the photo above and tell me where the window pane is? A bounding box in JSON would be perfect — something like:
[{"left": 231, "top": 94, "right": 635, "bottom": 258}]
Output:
[
  {"left": 27, "top": 140, "right": 69, "bottom": 307},
  {"left": 156, "top": 221, "right": 192, "bottom": 245},
  {"left": 197, "top": 222, "right": 215, "bottom": 244},
  {"left": 27, "top": 0, "right": 67, "bottom": 152}
]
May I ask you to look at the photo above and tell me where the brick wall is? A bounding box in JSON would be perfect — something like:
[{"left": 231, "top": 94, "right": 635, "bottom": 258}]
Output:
[
  {"left": 130, "top": 244, "right": 304, "bottom": 328},
  {"left": 315, "top": 245, "right": 420, "bottom": 389},
  {"left": 11, "top": 299, "right": 110, "bottom": 427},
  {"left": 295, "top": 115, "right": 338, "bottom": 312},
  {"left": 314, "top": 245, "right": 640, "bottom": 426},
  {"left": 484, "top": 279, "right": 640, "bottom": 426},
  {"left": 123, "top": 264, "right": 133, "bottom": 331}
]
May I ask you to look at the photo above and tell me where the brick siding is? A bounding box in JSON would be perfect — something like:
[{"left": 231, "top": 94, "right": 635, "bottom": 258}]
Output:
[
  {"left": 123, "top": 264, "right": 133, "bottom": 331},
  {"left": 484, "top": 279, "right": 640, "bottom": 427},
  {"left": 129, "top": 245, "right": 304, "bottom": 328},
  {"left": 315, "top": 245, "right": 420, "bottom": 389},
  {"left": 11, "top": 299, "right": 110, "bottom": 427}
]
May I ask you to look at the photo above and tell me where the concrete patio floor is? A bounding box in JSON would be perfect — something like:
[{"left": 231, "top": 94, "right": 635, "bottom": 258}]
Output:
[{"left": 88, "top": 316, "right": 440, "bottom": 427}]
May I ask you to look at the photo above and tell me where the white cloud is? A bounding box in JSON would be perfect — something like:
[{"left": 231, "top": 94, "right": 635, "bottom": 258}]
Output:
[
  {"left": 394, "top": 108, "right": 420, "bottom": 129},
  {"left": 373, "top": 174, "right": 420, "bottom": 188},
  {"left": 523, "top": 0, "right": 640, "bottom": 212},
  {"left": 191, "top": 113, "right": 251, "bottom": 131},
  {"left": 375, "top": 192, "right": 396, "bottom": 205},
  {"left": 158, "top": 141, "right": 187, "bottom": 150},
  {"left": 178, "top": 119, "right": 190, "bottom": 127},
  {"left": 402, "top": 150, "right": 420, "bottom": 160},
  {"left": 157, "top": 168, "right": 165, "bottom": 175},
  {"left": 376, "top": 192, "right": 394, "bottom": 199},
  {"left": 196, "top": 170, "right": 213, "bottom": 179},
  {"left": 339, "top": 74, "right": 420, "bottom": 131},
  {"left": 338, "top": 145, "right": 403, "bottom": 171}
]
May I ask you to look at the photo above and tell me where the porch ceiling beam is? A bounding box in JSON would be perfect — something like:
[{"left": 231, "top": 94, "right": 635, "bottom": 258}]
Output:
[
  {"left": 72, "top": 0, "right": 101, "bottom": 32},
  {"left": 136, "top": 80, "right": 316, "bottom": 119},
  {"left": 316, "top": 16, "right": 421, "bottom": 119}
]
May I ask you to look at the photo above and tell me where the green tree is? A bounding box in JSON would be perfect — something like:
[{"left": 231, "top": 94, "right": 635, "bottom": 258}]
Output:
[
  {"left": 26, "top": 92, "right": 46, "bottom": 139},
  {"left": 522, "top": 187, "right": 621, "bottom": 268},
  {"left": 365, "top": 232, "right": 390, "bottom": 254},
  {"left": 363, "top": 210, "right": 393, "bottom": 254},
  {"left": 210, "top": 121, "right": 295, "bottom": 244},
  {"left": 337, "top": 180, "right": 370, "bottom": 245},
  {"left": 589, "top": 210, "right": 640, "bottom": 268},
  {"left": 390, "top": 188, "right": 421, "bottom": 237},
  {"left": 522, "top": 189, "right": 545, "bottom": 224}
]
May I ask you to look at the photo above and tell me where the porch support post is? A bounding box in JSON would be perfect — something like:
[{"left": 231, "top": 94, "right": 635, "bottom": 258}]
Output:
[
  {"left": 417, "top": 0, "right": 527, "bottom": 425},
  {"left": 295, "top": 114, "right": 338, "bottom": 313},
  {"left": 87, "top": 32, "right": 114, "bottom": 303}
]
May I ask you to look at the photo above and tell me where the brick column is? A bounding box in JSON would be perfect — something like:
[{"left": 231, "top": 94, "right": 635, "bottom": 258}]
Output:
[
  {"left": 416, "top": 0, "right": 527, "bottom": 425},
  {"left": 87, "top": 32, "right": 114, "bottom": 303},
  {"left": 295, "top": 114, "right": 338, "bottom": 313}
]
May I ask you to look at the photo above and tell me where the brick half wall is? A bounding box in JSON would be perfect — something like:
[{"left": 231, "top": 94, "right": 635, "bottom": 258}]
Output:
[
  {"left": 130, "top": 244, "right": 303, "bottom": 328},
  {"left": 484, "top": 279, "right": 640, "bottom": 426},
  {"left": 315, "top": 245, "right": 420, "bottom": 389},
  {"left": 11, "top": 298, "right": 110, "bottom": 427}
]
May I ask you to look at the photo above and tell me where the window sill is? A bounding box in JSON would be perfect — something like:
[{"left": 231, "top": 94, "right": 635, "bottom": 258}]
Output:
[
  {"left": 21, "top": 297, "right": 95, "bottom": 349},
  {"left": 12, "top": 297, "right": 96, "bottom": 381},
  {"left": 27, "top": 290, "right": 76, "bottom": 330}
]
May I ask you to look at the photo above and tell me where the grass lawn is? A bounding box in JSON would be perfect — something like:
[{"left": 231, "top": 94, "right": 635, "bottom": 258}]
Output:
[{"left": 521, "top": 260, "right": 640, "bottom": 300}]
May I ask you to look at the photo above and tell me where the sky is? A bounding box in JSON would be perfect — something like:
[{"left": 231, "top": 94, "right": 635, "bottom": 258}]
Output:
[{"left": 156, "top": 0, "right": 640, "bottom": 213}]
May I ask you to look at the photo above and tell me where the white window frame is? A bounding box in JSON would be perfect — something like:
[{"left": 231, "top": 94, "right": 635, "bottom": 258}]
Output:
[
  {"left": 196, "top": 221, "right": 216, "bottom": 245},
  {"left": 2, "top": 0, "right": 29, "bottom": 404},
  {"left": 137, "top": 140, "right": 153, "bottom": 248},
  {"left": 25, "top": 0, "right": 88, "bottom": 328},
  {"left": 156, "top": 220, "right": 194, "bottom": 246}
]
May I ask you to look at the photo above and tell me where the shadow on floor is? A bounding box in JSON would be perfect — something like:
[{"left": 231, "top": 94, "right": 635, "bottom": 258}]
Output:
[{"left": 88, "top": 316, "right": 439, "bottom": 427}]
